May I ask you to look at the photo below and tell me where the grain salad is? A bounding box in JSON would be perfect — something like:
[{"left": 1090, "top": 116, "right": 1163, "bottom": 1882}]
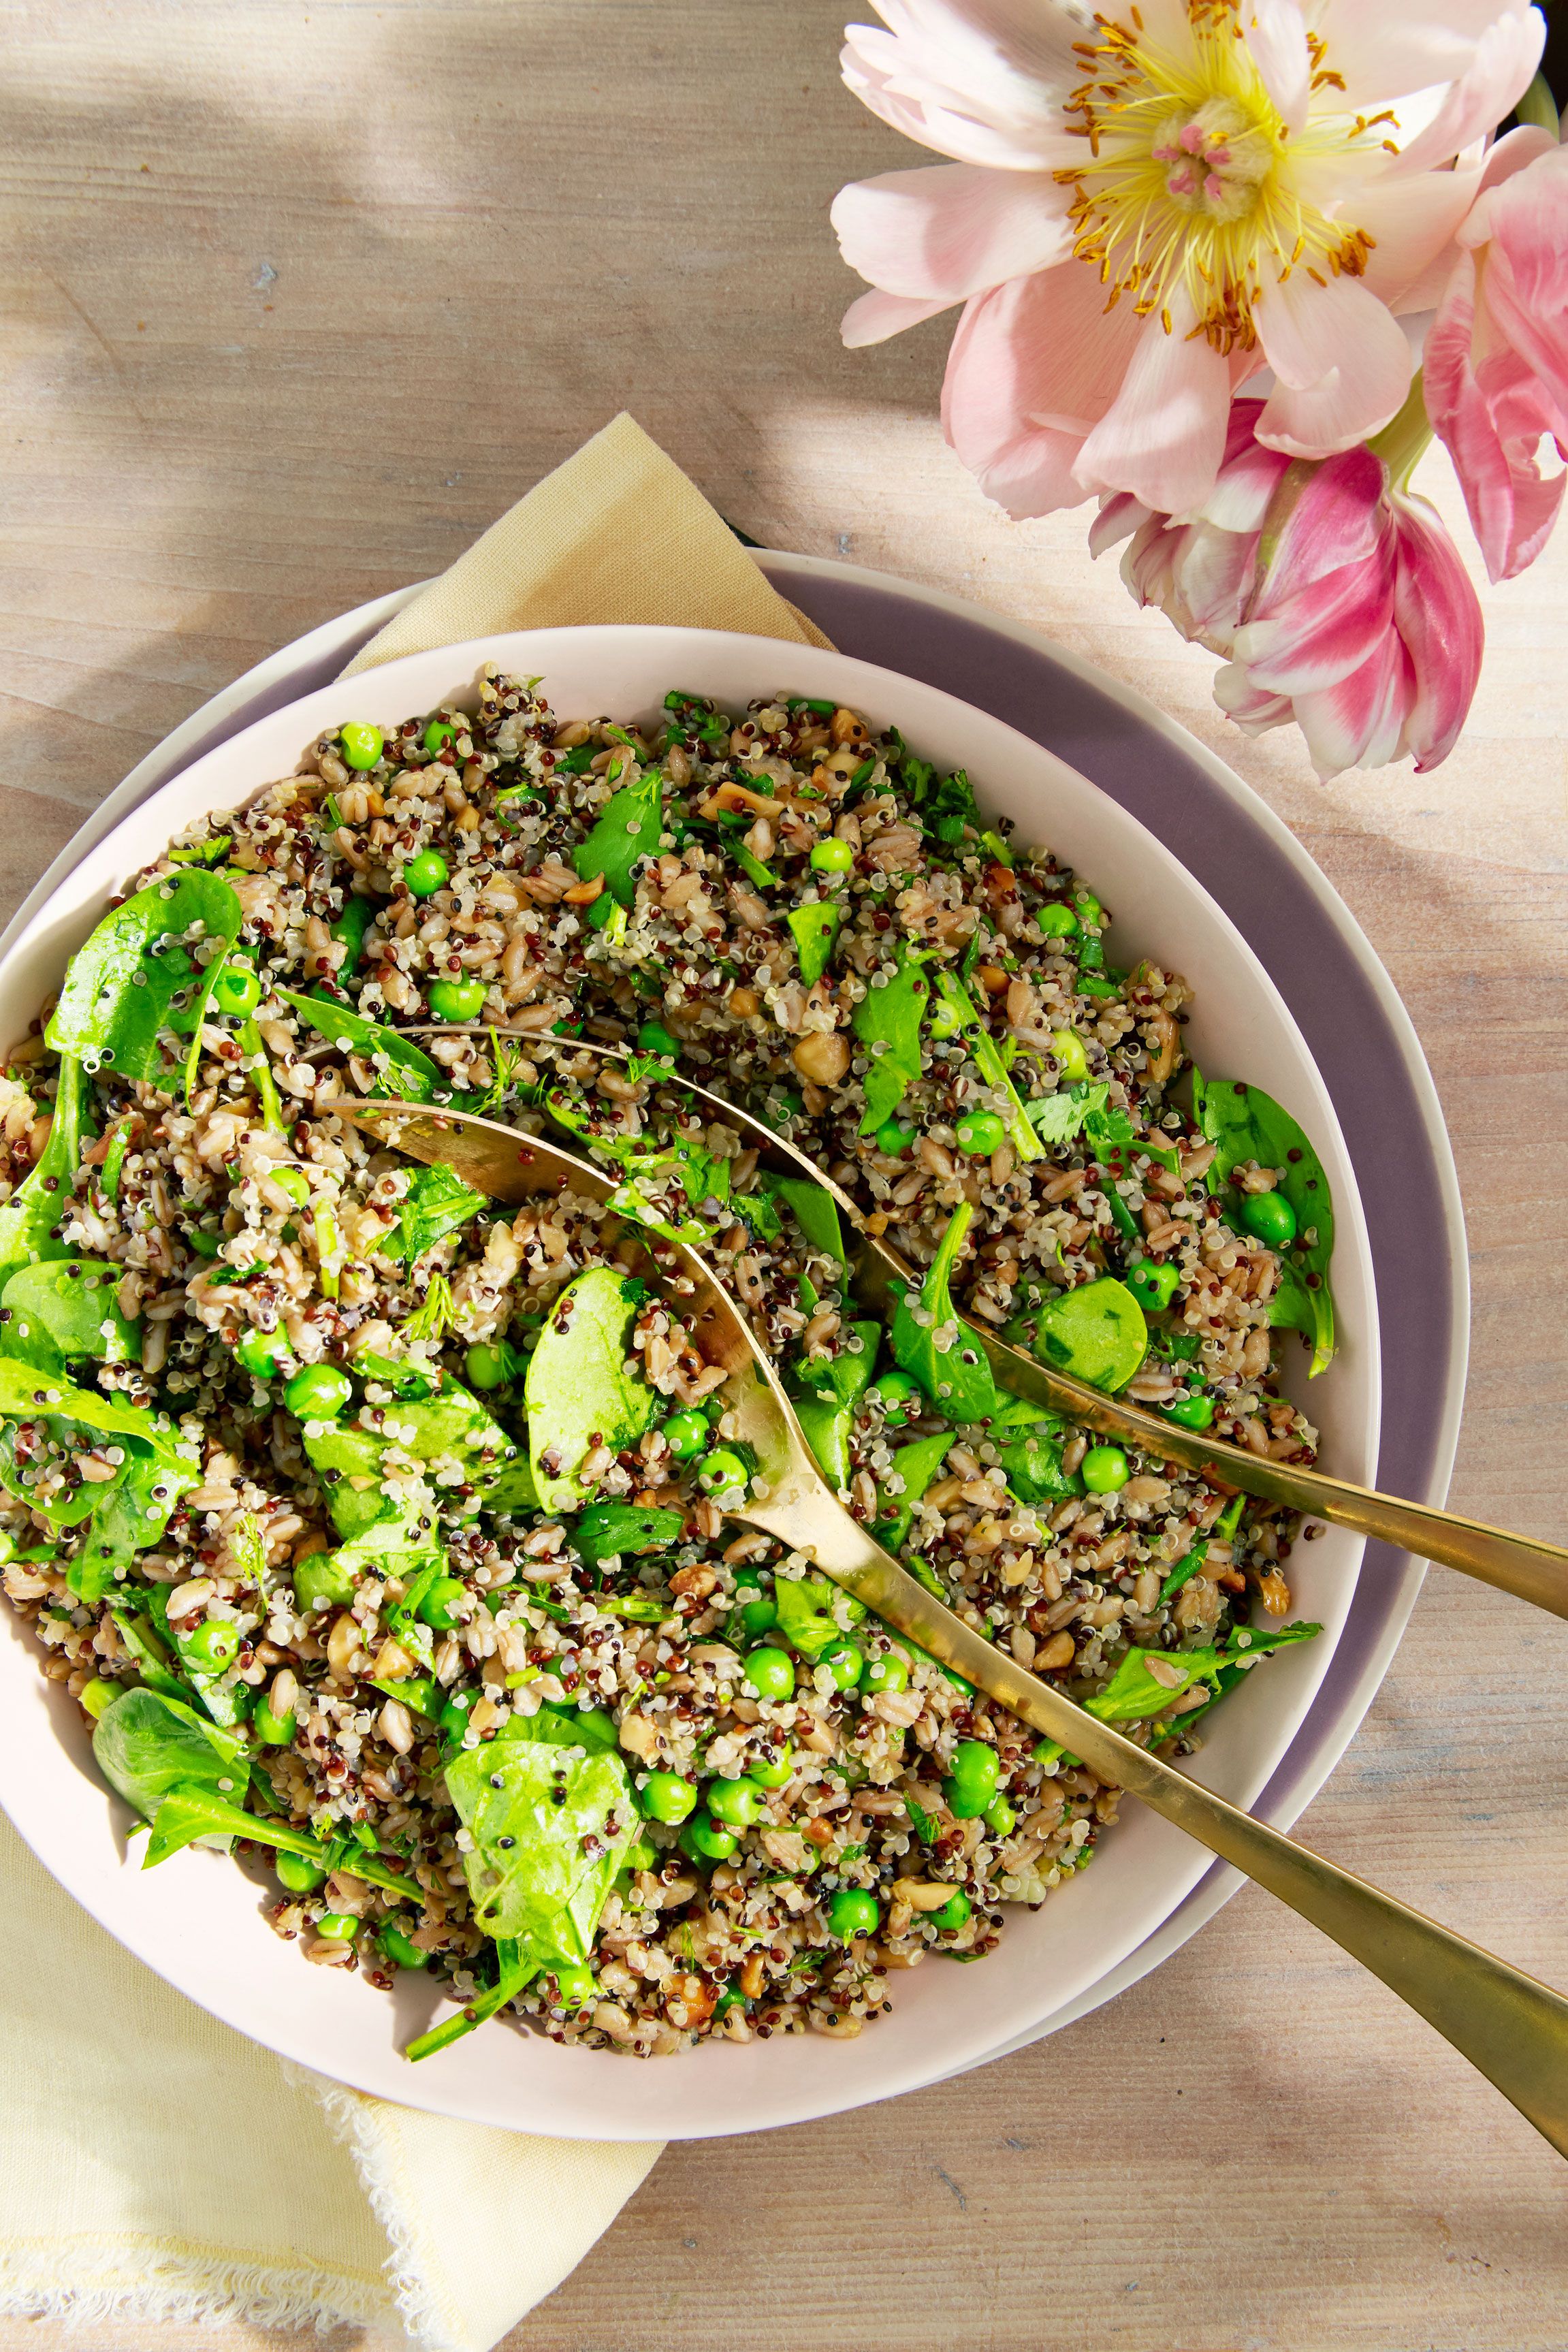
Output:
[{"left": 0, "top": 669, "right": 1334, "bottom": 2060}]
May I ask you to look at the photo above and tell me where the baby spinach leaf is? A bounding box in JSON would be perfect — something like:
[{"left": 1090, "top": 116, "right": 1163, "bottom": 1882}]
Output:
[
  {"left": 379, "top": 1163, "right": 487, "bottom": 1265},
  {"left": 1086, "top": 1621, "right": 1323, "bottom": 1724},
  {"left": 767, "top": 1173, "right": 846, "bottom": 1268},
  {"left": 47, "top": 872, "right": 242, "bottom": 1093},
  {"left": 872, "top": 1428, "right": 954, "bottom": 1551},
  {"left": 93, "top": 1687, "right": 247, "bottom": 1821},
  {"left": 445, "top": 1727, "right": 638, "bottom": 1942},
  {"left": 524, "top": 1267, "right": 658, "bottom": 1512},
  {"left": 786, "top": 903, "right": 842, "bottom": 987},
  {"left": 76, "top": 1448, "right": 202, "bottom": 1601},
  {"left": 485, "top": 1453, "right": 541, "bottom": 1514},
  {"left": 772, "top": 1571, "right": 867, "bottom": 1660},
  {"left": 167, "top": 836, "right": 234, "bottom": 867},
  {"left": 109, "top": 1606, "right": 188, "bottom": 1700},
  {"left": 546, "top": 1090, "right": 732, "bottom": 1246},
  {"left": 790, "top": 1320, "right": 880, "bottom": 1491},
  {"left": 573, "top": 1501, "right": 684, "bottom": 1570},
  {"left": 304, "top": 1382, "right": 517, "bottom": 1538},
  {"left": 995, "top": 1427, "right": 1081, "bottom": 1506},
  {"left": 276, "top": 989, "right": 443, "bottom": 1102},
  {"left": 0, "top": 1055, "right": 92, "bottom": 1286},
  {"left": 406, "top": 1936, "right": 537, "bottom": 2062},
  {"left": 933, "top": 972, "right": 1043, "bottom": 1163},
  {"left": 1031, "top": 1276, "right": 1147, "bottom": 1393},
  {"left": 1025, "top": 1081, "right": 1108, "bottom": 1149},
  {"left": 852, "top": 942, "right": 931, "bottom": 1136},
  {"left": 573, "top": 762, "right": 662, "bottom": 907},
  {"left": 889, "top": 1203, "right": 999, "bottom": 1423},
  {"left": 505, "top": 1700, "right": 620, "bottom": 1754},
  {"left": 0, "top": 1359, "right": 199, "bottom": 1598},
  {"left": 142, "top": 1788, "right": 330, "bottom": 1870},
  {"left": 0, "top": 1258, "right": 140, "bottom": 1374},
  {"left": 1194, "top": 1073, "right": 1336, "bottom": 1376}
]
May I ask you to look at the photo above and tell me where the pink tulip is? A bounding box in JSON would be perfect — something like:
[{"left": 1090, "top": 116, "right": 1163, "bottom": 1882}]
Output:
[
  {"left": 1425, "top": 127, "right": 1568, "bottom": 582},
  {"left": 1093, "top": 399, "right": 1484, "bottom": 778}
]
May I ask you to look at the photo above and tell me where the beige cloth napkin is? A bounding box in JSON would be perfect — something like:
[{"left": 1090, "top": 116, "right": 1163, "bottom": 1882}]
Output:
[{"left": 0, "top": 413, "right": 827, "bottom": 2351}]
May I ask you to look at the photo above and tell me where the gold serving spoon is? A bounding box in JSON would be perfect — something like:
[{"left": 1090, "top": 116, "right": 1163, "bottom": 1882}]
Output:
[
  {"left": 333, "top": 1092, "right": 1568, "bottom": 2161},
  {"left": 405, "top": 1026, "right": 1568, "bottom": 1622}
]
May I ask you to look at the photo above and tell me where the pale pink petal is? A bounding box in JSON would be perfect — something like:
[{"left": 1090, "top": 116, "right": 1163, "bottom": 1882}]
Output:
[
  {"left": 1232, "top": 541, "right": 1396, "bottom": 692},
  {"left": 1245, "top": 448, "right": 1385, "bottom": 606},
  {"left": 942, "top": 279, "right": 1115, "bottom": 515},
  {"left": 1390, "top": 493, "right": 1485, "bottom": 767},
  {"left": 1087, "top": 492, "right": 1152, "bottom": 558},
  {"left": 1117, "top": 516, "right": 1189, "bottom": 622},
  {"left": 1166, "top": 517, "right": 1264, "bottom": 648},
  {"left": 840, "top": 2, "right": 1082, "bottom": 171},
  {"left": 1341, "top": 161, "right": 1485, "bottom": 308},
  {"left": 1211, "top": 666, "right": 1295, "bottom": 735},
  {"left": 831, "top": 165, "right": 1072, "bottom": 301},
  {"left": 1198, "top": 419, "right": 1295, "bottom": 535},
  {"left": 842, "top": 289, "right": 959, "bottom": 347},
  {"left": 1073, "top": 292, "right": 1234, "bottom": 514},
  {"left": 1388, "top": 5, "right": 1544, "bottom": 173},
  {"left": 1467, "top": 121, "right": 1558, "bottom": 214},
  {"left": 1242, "top": 0, "right": 1311, "bottom": 134},
  {"left": 1315, "top": 0, "right": 1539, "bottom": 108},
  {"left": 1424, "top": 248, "right": 1565, "bottom": 579},
  {"left": 1253, "top": 273, "right": 1413, "bottom": 455},
  {"left": 1474, "top": 146, "right": 1568, "bottom": 418}
]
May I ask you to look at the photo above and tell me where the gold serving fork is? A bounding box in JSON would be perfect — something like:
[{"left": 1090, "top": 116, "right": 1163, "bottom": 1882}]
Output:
[{"left": 334, "top": 1092, "right": 1568, "bottom": 2161}]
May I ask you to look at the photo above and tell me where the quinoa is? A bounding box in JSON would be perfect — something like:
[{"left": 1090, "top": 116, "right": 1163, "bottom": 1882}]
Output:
[{"left": 0, "top": 670, "right": 1319, "bottom": 2056}]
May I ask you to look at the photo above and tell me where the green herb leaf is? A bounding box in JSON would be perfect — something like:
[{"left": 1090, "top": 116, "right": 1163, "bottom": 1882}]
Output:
[
  {"left": 1194, "top": 1074, "right": 1336, "bottom": 1375},
  {"left": 276, "top": 989, "right": 443, "bottom": 1102},
  {"left": 786, "top": 903, "right": 842, "bottom": 986},
  {"left": 0, "top": 1258, "right": 140, "bottom": 1374},
  {"left": 47, "top": 873, "right": 243, "bottom": 1100},
  {"left": 573, "top": 763, "right": 663, "bottom": 907},
  {"left": 573, "top": 1501, "right": 684, "bottom": 1570},
  {"left": 445, "top": 1722, "right": 639, "bottom": 1942},
  {"left": 927, "top": 767, "right": 982, "bottom": 847},
  {"left": 1029, "top": 1276, "right": 1147, "bottom": 1393},
  {"left": 524, "top": 1268, "right": 658, "bottom": 1512},
  {"left": 889, "top": 1203, "right": 998, "bottom": 1422},
  {"left": 1025, "top": 1081, "right": 1108, "bottom": 1149},
  {"left": 772, "top": 1571, "right": 866, "bottom": 1659},
  {"left": 0, "top": 1057, "right": 93, "bottom": 1286},
  {"left": 851, "top": 942, "right": 931, "bottom": 1137},
  {"left": 379, "top": 1164, "right": 487, "bottom": 1265},
  {"left": 1086, "top": 1621, "right": 1323, "bottom": 1723}
]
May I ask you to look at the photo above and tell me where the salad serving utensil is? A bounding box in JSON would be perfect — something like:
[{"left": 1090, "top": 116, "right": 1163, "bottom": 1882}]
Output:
[
  {"left": 404, "top": 1028, "right": 1568, "bottom": 1624},
  {"left": 336, "top": 1092, "right": 1568, "bottom": 2162}
]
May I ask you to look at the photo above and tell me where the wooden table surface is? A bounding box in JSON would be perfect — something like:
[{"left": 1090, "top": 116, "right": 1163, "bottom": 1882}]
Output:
[{"left": 4, "top": 3, "right": 1567, "bottom": 2345}]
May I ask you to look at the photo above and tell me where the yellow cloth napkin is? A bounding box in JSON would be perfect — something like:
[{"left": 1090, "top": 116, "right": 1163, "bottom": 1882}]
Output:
[{"left": 0, "top": 413, "right": 827, "bottom": 2351}]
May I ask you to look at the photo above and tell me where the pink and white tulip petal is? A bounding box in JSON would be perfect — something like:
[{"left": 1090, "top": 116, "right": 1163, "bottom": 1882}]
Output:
[
  {"left": 831, "top": 163, "right": 1072, "bottom": 302},
  {"left": 1255, "top": 274, "right": 1414, "bottom": 456},
  {"left": 1390, "top": 494, "right": 1486, "bottom": 769}
]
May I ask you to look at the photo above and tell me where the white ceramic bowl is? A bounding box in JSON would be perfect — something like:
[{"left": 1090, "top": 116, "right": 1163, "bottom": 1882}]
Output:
[{"left": 0, "top": 624, "right": 1379, "bottom": 2140}]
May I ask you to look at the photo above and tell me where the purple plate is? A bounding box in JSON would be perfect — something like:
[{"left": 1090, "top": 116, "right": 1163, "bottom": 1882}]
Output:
[{"left": 0, "top": 552, "right": 1466, "bottom": 2061}]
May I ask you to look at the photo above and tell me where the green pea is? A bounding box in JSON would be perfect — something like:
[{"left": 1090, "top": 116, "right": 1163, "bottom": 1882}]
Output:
[
  {"left": 929, "top": 1890, "right": 972, "bottom": 1933},
  {"left": 1038, "top": 902, "right": 1079, "bottom": 938},
  {"left": 679, "top": 1816, "right": 738, "bottom": 1864},
  {"left": 876, "top": 1118, "right": 916, "bottom": 1156},
  {"left": 272, "top": 1166, "right": 311, "bottom": 1207},
  {"left": 699, "top": 1448, "right": 748, "bottom": 1494},
  {"left": 641, "top": 1770, "right": 697, "bottom": 1825},
  {"left": 440, "top": 1688, "right": 480, "bottom": 1744},
  {"left": 379, "top": 1922, "right": 428, "bottom": 1970},
  {"left": 944, "top": 1739, "right": 1000, "bottom": 1818},
  {"left": 637, "top": 1021, "right": 680, "bottom": 1058},
  {"left": 429, "top": 976, "right": 487, "bottom": 1021},
  {"left": 212, "top": 963, "right": 262, "bottom": 1017},
  {"left": 820, "top": 1640, "right": 864, "bottom": 1692},
  {"left": 416, "top": 1575, "right": 470, "bottom": 1631},
  {"left": 862, "top": 1653, "right": 909, "bottom": 1694},
  {"left": 1081, "top": 1444, "right": 1130, "bottom": 1494},
  {"left": 293, "top": 1553, "right": 357, "bottom": 1612},
  {"left": 662, "top": 1408, "right": 709, "bottom": 1460},
  {"left": 1073, "top": 889, "right": 1104, "bottom": 927},
  {"left": 423, "top": 718, "right": 458, "bottom": 755},
  {"left": 284, "top": 1363, "right": 353, "bottom": 1420},
  {"left": 182, "top": 1619, "right": 239, "bottom": 1672},
  {"left": 955, "top": 1109, "right": 1005, "bottom": 1157},
  {"left": 464, "top": 1341, "right": 510, "bottom": 1391},
  {"left": 809, "top": 837, "right": 854, "bottom": 876},
  {"left": 1241, "top": 1189, "right": 1298, "bottom": 1247},
  {"left": 737, "top": 1595, "right": 779, "bottom": 1638},
  {"left": 1127, "top": 1259, "right": 1180, "bottom": 1313},
  {"left": 315, "top": 1911, "right": 361, "bottom": 1942},
  {"left": 1163, "top": 1392, "right": 1215, "bottom": 1431},
  {"left": 404, "top": 849, "right": 449, "bottom": 899},
  {"left": 743, "top": 1647, "right": 795, "bottom": 1702},
  {"left": 235, "top": 1326, "right": 290, "bottom": 1381},
  {"left": 79, "top": 1676, "right": 121, "bottom": 1720},
  {"left": 253, "top": 1698, "right": 296, "bottom": 1746},
  {"left": 746, "top": 1742, "right": 794, "bottom": 1790},
  {"left": 276, "top": 1852, "right": 327, "bottom": 1894},
  {"left": 1051, "top": 1029, "right": 1090, "bottom": 1083},
  {"left": 984, "top": 1796, "right": 1017, "bottom": 1836},
  {"left": 706, "top": 1777, "right": 765, "bottom": 1828},
  {"left": 339, "top": 722, "right": 384, "bottom": 772},
  {"left": 871, "top": 1371, "right": 921, "bottom": 1415},
  {"left": 827, "top": 1888, "right": 880, "bottom": 1940}
]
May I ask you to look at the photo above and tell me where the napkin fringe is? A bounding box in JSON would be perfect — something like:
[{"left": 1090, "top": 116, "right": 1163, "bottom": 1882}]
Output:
[
  {"left": 0, "top": 2237, "right": 383, "bottom": 2336},
  {"left": 302, "top": 2067, "right": 453, "bottom": 2351}
]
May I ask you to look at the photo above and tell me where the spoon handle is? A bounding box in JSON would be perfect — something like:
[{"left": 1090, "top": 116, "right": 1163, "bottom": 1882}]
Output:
[{"left": 742, "top": 1476, "right": 1568, "bottom": 2160}]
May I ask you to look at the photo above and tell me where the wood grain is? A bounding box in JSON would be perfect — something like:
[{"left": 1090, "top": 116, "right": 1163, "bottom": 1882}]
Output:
[{"left": 2, "top": 3, "right": 1566, "bottom": 2346}]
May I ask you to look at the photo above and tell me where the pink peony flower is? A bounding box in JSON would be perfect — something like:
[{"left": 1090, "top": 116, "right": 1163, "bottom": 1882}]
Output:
[
  {"left": 1093, "top": 397, "right": 1484, "bottom": 778},
  {"left": 833, "top": 0, "right": 1543, "bottom": 518},
  {"left": 1424, "top": 125, "right": 1568, "bottom": 582}
]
